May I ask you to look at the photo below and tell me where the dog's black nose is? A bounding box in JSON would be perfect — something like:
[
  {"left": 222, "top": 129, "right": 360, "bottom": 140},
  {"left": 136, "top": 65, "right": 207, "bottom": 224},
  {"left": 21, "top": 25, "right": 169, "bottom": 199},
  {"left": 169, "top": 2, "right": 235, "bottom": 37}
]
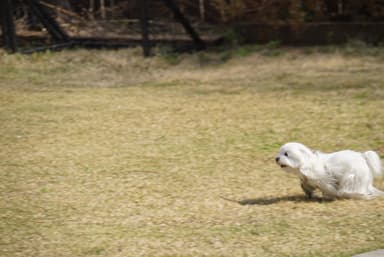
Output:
[{"left": 275, "top": 157, "right": 280, "bottom": 163}]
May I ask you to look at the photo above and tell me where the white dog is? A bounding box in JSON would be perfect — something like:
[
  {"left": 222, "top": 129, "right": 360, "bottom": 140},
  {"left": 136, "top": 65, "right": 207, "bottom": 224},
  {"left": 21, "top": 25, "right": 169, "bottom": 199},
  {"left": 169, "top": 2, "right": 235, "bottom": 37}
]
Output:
[{"left": 275, "top": 142, "right": 384, "bottom": 199}]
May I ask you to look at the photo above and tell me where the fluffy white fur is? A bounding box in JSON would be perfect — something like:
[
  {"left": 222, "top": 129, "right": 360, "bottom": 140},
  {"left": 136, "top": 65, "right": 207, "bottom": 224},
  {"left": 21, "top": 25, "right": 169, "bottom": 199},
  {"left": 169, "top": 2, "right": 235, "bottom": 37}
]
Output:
[{"left": 275, "top": 142, "right": 384, "bottom": 199}]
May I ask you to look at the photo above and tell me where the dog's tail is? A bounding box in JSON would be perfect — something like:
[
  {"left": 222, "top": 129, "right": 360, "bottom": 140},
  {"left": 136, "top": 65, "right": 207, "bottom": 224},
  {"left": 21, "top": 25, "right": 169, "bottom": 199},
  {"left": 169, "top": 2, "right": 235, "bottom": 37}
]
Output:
[
  {"left": 363, "top": 151, "right": 384, "bottom": 198},
  {"left": 363, "top": 150, "right": 382, "bottom": 177}
]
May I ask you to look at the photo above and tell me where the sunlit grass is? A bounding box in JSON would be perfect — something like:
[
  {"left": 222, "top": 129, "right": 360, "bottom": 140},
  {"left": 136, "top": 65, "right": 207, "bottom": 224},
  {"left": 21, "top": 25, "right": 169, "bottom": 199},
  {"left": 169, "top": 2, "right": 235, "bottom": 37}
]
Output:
[{"left": 1, "top": 46, "right": 384, "bottom": 257}]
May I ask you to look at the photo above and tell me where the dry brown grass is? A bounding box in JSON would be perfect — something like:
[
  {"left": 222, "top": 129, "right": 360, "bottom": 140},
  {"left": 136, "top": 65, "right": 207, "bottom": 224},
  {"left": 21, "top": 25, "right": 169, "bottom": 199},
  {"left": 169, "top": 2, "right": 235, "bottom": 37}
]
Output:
[{"left": 1, "top": 46, "right": 384, "bottom": 257}]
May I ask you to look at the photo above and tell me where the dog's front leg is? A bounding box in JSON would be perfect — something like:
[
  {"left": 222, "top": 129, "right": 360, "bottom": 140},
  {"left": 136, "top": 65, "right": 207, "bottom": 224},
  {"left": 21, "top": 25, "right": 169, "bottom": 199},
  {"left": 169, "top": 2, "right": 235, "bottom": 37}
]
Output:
[
  {"left": 301, "top": 181, "right": 316, "bottom": 198},
  {"left": 300, "top": 177, "right": 316, "bottom": 198}
]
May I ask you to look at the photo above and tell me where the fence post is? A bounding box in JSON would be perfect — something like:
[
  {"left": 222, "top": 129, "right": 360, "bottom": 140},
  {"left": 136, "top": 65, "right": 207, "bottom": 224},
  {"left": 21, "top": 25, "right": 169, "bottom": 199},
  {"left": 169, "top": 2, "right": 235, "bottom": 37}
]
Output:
[
  {"left": 140, "top": 0, "right": 151, "bottom": 57},
  {"left": 0, "top": 0, "right": 17, "bottom": 53}
]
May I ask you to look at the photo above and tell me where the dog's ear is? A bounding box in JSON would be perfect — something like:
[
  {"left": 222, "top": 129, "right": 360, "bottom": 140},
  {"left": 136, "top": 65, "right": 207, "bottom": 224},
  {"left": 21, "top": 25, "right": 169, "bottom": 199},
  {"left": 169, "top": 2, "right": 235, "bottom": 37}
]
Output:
[
  {"left": 297, "top": 146, "right": 316, "bottom": 178},
  {"left": 294, "top": 147, "right": 313, "bottom": 166},
  {"left": 299, "top": 146, "right": 314, "bottom": 159}
]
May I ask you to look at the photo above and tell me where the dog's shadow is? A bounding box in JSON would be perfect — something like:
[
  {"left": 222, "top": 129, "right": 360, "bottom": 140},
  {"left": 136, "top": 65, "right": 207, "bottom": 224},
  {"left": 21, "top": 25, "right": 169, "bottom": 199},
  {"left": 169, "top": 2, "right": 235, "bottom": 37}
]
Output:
[{"left": 222, "top": 194, "right": 333, "bottom": 205}]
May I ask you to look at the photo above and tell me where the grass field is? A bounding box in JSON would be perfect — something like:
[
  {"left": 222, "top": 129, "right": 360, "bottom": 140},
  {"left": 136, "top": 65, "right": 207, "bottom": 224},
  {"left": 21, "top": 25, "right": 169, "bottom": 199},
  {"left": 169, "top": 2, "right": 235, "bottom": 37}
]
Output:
[{"left": 1, "top": 45, "right": 384, "bottom": 257}]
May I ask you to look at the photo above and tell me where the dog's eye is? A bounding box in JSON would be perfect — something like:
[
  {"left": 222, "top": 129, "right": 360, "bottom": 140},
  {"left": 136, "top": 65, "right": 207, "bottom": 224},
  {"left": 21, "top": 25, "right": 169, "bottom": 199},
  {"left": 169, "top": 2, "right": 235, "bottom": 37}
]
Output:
[{"left": 284, "top": 152, "right": 289, "bottom": 157}]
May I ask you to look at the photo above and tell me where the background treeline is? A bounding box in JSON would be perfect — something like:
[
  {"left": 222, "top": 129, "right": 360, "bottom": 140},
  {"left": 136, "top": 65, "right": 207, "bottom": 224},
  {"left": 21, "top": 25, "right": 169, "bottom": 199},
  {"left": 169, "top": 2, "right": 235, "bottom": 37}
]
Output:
[{"left": 15, "top": 0, "right": 384, "bottom": 24}]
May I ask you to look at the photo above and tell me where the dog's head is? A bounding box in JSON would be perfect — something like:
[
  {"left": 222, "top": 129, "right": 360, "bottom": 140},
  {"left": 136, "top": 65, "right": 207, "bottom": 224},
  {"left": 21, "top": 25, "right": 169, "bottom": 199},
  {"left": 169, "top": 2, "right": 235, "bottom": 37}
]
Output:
[{"left": 275, "top": 142, "right": 315, "bottom": 175}]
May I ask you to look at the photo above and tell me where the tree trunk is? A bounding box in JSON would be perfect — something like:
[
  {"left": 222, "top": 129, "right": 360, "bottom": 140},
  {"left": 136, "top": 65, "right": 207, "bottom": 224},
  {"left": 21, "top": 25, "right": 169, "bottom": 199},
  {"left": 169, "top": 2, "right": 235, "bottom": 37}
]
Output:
[
  {"left": 89, "top": 0, "right": 95, "bottom": 19},
  {"left": 161, "top": 0, "right": 206, "bottom": 50},
  {"left": 199, "top": 0, "right": 205, "bottom": 21},
  {"left": 338, "top": 0, "right": 344, "bottom": 15},
  {"left": 100, "top": 0, "right": 106, "bottom": 19},
  {"left": 110, "top": 0, "right": 114, "bottom": 18}
]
